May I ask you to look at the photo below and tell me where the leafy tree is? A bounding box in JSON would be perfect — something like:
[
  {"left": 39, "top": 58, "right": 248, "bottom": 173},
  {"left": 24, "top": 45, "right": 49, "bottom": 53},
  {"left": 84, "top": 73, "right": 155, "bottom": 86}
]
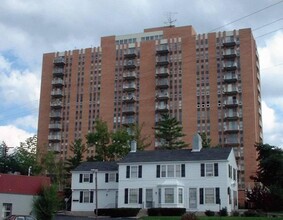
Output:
[
  {"left": 108, "top": 128, "right": 131, "bottom": 160},
  {"left": 153, "top": 114, "right": 188, "bottom": 150},
  {"left": 200, "top": 132, "right": 211, "bottom": 148},
  {"left": 248, "top": 143, "right": 283, "bottom": 211},
  {"left": 65, "top": 139, "right": 86, "bottom": 172},
  {"left": 86, "top": 119, "right": 110, "bottom": 161},
  {"left": 33, "top": 185, "right": 60, "bottom": 220},
  {"left": 129, "top": 123, "right": 151, "bottom": 150}
]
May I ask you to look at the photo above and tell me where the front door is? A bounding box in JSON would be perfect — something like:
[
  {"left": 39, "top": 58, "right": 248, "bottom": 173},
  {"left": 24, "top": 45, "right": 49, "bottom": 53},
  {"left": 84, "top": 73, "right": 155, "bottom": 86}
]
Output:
[
  {"left": 146, "top": 189, "right": 153, "bottom": 208},
  {"left": 189, "top": 188, "right": 197, "bottom": 209}
]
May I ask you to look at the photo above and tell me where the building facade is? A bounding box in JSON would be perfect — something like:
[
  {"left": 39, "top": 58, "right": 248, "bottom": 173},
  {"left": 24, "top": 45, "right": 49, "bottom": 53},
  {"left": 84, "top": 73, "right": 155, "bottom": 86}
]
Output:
[
  {"left": 71, "top": 147, "right": 238, "bottom": 214},
  {"left": 38, "top": 25, "right": 262, "bottom": 203}
]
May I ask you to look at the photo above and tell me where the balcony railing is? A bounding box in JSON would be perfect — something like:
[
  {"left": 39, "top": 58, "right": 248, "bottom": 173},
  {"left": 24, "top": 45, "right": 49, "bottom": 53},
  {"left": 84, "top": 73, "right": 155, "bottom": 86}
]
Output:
[
  {"left": 122, "top": 95, "right": 136, "bottom": 102},
  {"left": 52, "top": 78, "right": 64, "bottom": 86},
  {"left": 222, "top": 49, "right": 239, "bottom": 58},
  {"left": 222, "top": 37, "right": 236, "bottom": 47},
  {"left": 48, "top": 134, "right": 61, "bottom": 141},
  {"left": 124, "top": 49, "right": 137, "bottom": 58},
  {"left": 156, "top": 92, "right": 169, "bottom": 100},
  {"left": 122, "top": 106, "right": 136, "bottom": 114},
  {"left": 224, "top": 112, "right": 240, "bottom": 119},
  {"left": 223, "top": 62, "right": 238, "bottom": 70},
  {"left": 123, "top": 72, "right": 137, "bottom": 80},
  {"left": 156, "top": 56, "right": 169, "bottom": 66},
  {"left": 49, "top": 111, "right": 61, "bottom": 118},
  {"left": 53, "top": 68, "right": 64, "bottom": 76},
  {"left": 53, "top": 57, "right": 65, "bottom": 65},
  {"left": 123, "top": 60, "right": 136, "bottom": 69},
  {"left": 155, "top": 104, "right": 169, "bottom": 112},
  {"left": 48, "top": 143, "right": 61, "bottom": 152},
  {"left": 224, "top": 87, "right": 239, "bottom": 95},
  {"left": 224, "top": 125, "right": 240, "bottom": 133},
  {"left": 224, "top": 139, "right": 240, "bottom": 146},
  {"left": 156, "top": 45, "right": 169, "bottom": 54},
  {"left": 156, "top": 79, "right": 169, "bottom": 88},
  {"left": 51, "top": 89, "right": 63, "bottom": 97},
  {"left": 224, "top": 73, "right": 238, "bottom": 82},
  {"left": 156, "top": 68, "right": 169, "bottom": 77},
  {"left": 122, "top": 83, "right": 136, "bottom": 91},
  {"left": 49, "top": 123, "right": 62, "bottom": 130},
  {"left": 224, "top": 100, "right": 239, "bottom": 107},
  {"left": 50, "top": 100, "right": 63, "bottom": 108},
  {"left": 122, "top": 118, "right": 136, "bottom": 125}
]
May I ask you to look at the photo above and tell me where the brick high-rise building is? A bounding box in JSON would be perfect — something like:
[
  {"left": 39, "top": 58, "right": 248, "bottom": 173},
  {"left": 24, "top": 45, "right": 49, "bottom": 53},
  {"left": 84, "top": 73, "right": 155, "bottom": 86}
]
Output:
[{"left": 37, "top": 25, "right": 262, "bottom": 203}]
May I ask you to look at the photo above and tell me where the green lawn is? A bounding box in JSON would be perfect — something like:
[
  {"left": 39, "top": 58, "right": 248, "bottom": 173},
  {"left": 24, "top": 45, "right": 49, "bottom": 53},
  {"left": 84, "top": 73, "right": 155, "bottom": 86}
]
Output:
[{"left": 141, "top": 217, "right": 283, "bottom": 220}]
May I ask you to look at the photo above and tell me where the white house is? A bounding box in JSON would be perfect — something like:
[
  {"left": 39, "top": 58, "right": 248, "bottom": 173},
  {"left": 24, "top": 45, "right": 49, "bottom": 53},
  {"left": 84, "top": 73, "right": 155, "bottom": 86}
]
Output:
[
  {"left": 71, "top": 146, "right": 238, "bottom": 214},
  {"left": 71, "top": 161, "right": 119, "bottom": 212},
  {"left": 118, "top": 147, "right": 238, "bottom": 213},
  {"left": 0, "top": 174, "right": 50, "bottom": 220}
]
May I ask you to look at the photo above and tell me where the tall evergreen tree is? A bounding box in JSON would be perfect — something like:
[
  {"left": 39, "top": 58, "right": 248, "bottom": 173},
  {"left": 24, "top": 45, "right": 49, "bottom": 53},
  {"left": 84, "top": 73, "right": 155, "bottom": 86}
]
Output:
[
  {"left": 65, "top": 139, "right": 86, "bottom": 172},
  {"left": 200, "top": 132, "right": 211, "bottom": 148},
  {"left": 153, "top": 114, "right": 188, "bottom": 150}
]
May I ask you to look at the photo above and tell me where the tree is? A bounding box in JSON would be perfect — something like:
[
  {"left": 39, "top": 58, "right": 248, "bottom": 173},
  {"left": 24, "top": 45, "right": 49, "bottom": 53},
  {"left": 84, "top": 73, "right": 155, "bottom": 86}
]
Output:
[
  {"left": 65, "top": 139, "right": 86, "bottom": 172},
  {"left": 153, "top": 114, "right": 188, "bottom": 150},
  {"left": 33, "top": 185, "right": 60, "bottom": 220},
  {"left": 86, "top": 119, "right": 110, "bottom": 161},
  {"left": 129, "top": 123, "right": 151, "bottom": 150},
  {"left": 200, "top": 132, "right": 211, "bottom": 148},
  {"left": 247, "top": 143, "right": 283, "bottom": 211},
  {"left": 108, "top": 128, "right": 131, "bottom": 160}
]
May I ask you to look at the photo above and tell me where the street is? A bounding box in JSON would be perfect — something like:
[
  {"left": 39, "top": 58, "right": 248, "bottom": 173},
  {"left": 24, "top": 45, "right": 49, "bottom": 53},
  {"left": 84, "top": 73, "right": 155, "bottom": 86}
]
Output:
[{"left": 54, "top": 215, "right": 136, "bottom": 220}]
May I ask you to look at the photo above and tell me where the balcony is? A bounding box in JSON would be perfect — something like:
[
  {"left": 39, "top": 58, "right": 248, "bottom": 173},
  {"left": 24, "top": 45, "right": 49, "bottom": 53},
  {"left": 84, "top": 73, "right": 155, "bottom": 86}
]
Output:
[
  {"left": 49, "top": 123, "right": 62, "bottom": 130},
  {"left": 224, "top": 99, "right": 239, "bottom": 108},
  {"left": 224, "top": 86, "right": 239, "bottom": 95},
  {"left": 53, "top": 57, "right": 65, "bottom": 65},
  {"left": 48, "top": 143, "right": 61, "bottom": 152},
  {"left": 122, "top": 106, "right": 136, "bottom": 115},
  {"left": 51, "top": 89, "right": 63, "bottom": 97},
  {"left": 123, "top": 72, "right": 137, "bottom": 80},
  {"left": 224, "top": 112, "right": 240, "bottom": 120},
  {"left": 156, "top": 56, "right": 169, "bottom": 66},
  {"left": 124, "top": 49, "right": 137, "bottom": 58},
  {"left": 156, "top": 92, "right": 169, "bottom": 100},
  {"left": 223, "top": 62, "right": 238, "bottom": 71},
  {"left": 122, "top": 118, "right": 136, "bottom": 126},
  {"left": 156, "top": 44, "right": 169, "bottom": 54},
  {"left": 48, "top": 134, "right": 61, "bottom": 141},
  {"left": 155, "top": 104, "right": 169, "bottom": 112},
  {"left": 224, "top": 73, "right": 238, "bottom": 83},
  {"left": 122, "top": 83, "right": 136, "bottom": 91},
  {"left": 222, "top": 37, "right": 236, "bottom": 47},
  {"left": 53, "top": 68, "right": 64, "bottom": 77},
  {"left": 224, "top": 125, "right": 240, "bottom": 133},
  {"left": 156, "top": 79, "right": 169, "bottom": 89},
  {"left": 52, "top": 78, "right": 64, "bottom": 86},
  {"left": 49, "top": 111, "right": 61, "bottom": 118},
  {"left": 123, "top": 60, "right": 136, "bottom": 69},
  {"left": 224, "top": 139, "right": 240, "bottom": 146},
  {"left": 50, "top": 100, "right": 63, "bottom": 108},
  {"left": 222, "top": 49, "right": 239, "bottom": 58},
  {"left": 122, "top": 95, "right": 136, "bottom": 103},
  {"left": 156, "top": 68, "right": 169, "bottom": 77}
]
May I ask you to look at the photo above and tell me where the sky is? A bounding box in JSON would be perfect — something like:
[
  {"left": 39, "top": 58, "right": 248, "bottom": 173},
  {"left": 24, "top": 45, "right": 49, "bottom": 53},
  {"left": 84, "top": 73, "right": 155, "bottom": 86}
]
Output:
[{"left": 0, "top": 0, "right": 283, "bottom": 149}]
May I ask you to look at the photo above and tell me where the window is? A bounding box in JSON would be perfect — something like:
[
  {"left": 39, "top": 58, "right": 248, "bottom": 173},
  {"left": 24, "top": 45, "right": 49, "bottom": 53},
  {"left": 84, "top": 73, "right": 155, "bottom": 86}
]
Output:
[
  {"left": 131, "top": 166, "right": 138, "bottom": 178},
  {"left": 176, "top": 164, "right": 181, "bottom": 177},
  {"left": 79, "top": 191, "right": 93, "bottom": 203},
  {"left": 156, "top": 164, "right": 185, "bottom": 178},
  {"left": 165, "top": 188, "right": 174, "bottom": 203},
  {"left": 167, "top": 165, "right": 174, "bottom": 177},
  {"left": 178, "top": 188, "right": 183, "bottom": 203},
  {"left": 79, "top": 173, "right": 93, "bottom": 183},
  {"left": 2, "top": 203, "right": 12, "bottom": 218},
  {"left": 201, "top": 163, "right": 218, "bottom": 177},
  {"left": 205, "top": 188, "right": 214, "bottom": 204},
  {"left": 161, "top": 165, "right": 166, "bottom": 177},
  {"left": 83, "top": 173, "right": 90, "bottom": 182},
  {"left": 129, "top": 189, "right": 138, "bottom": 204},
  {"left": 109, "top": 173, "right": 116, "bottom": 182},
  {"left": 126, "top": 165, "right": 142, "bottom": 178}
]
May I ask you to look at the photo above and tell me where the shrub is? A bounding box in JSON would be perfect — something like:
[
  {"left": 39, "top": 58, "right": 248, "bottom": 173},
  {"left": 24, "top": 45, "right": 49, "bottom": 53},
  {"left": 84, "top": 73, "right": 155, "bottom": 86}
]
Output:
[
  {"left": 148, "top": 208, "right": 186, "bottom": 216},
  {"left": 97, "top": 208, "right": 140, "bottom": 217},
  {"left": 181, "top": 212, "right": 199, "bottom": 220},
  {"left": 243, "top": 210, "right": 260, "bottom": 217},
  {"left": 218, "top": 207, "right": 228, "bottom": 216},
  {"left": 231, "top": 210, "right": 239, "bottom": 216},
  {"left": 204, "top": 210, "right": 215, "bottom": 216}
]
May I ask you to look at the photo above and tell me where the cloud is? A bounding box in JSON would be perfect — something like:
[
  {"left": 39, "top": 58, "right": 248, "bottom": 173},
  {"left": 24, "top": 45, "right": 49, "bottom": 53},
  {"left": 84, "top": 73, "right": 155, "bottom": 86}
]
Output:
[
  {"left": 12, "top": 114, "right": 38, "bottom": 132},
  {"left": 0, "top": 125, "right": 34, "bottom": 150}
]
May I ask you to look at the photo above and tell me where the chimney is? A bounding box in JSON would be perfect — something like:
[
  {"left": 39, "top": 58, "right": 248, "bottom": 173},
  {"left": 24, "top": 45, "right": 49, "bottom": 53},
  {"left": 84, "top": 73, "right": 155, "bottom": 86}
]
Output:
[
  {"left": 130, "top": 140, "right": 137, "bottom": 152},
  {"left": 192, "top": 133, "right": 202, "bottom": 152}
]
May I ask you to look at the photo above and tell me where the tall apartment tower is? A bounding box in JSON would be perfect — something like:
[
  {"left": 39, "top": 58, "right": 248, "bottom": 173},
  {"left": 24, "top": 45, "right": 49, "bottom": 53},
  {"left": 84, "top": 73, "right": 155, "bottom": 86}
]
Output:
[{"left": 38, "top": 25, "right": 262, "bottom": 203}]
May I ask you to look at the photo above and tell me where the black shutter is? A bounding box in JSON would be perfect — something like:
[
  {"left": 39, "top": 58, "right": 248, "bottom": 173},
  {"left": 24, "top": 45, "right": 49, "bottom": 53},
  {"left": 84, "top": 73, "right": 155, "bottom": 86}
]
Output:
[
  {"left": 181, "top": 164, "right": 185, "bottom": 177},
  {"left": 116, "top": 173, "right": 119, "bottom": 182},
  {"left": 79, "top": 174, "right": 83, "bottom": 183},
  {"left": 199, "top": 188, "right": 204, "bottom": 204},
  {"left": 126, "top": 166, "right": 130, "bottom": 178},
  {"left": 105, "top": 173, "right": 109, "bottom": 182},
  {"left": 156, "top": 165, "right": 160, "bottom": 178},
  {"left": 124, "top": 188, "right": 128, "bottom": 204},
  {"left": 80, "top": 191, "right": 83, "bottom": 203},
  {"left": 139, "top": 188, "right": 143, "bottom": 204},
  {"left": 138, "top": 165, "right": 142, "bottom": 178},
  {"left": 90, "top": 173, "right": 93, "bottom": 183},
  {"left": 201, "top": 163, "right": 205, "bottom": 177},
  {"left": 214, "top": 163, "right": 219, "bottom": 177},
  {"left": 90, "top": 191, "right": 94, "bottom": 203},
  {"left": 216, "top": 187, "right": 220, "bottom": 204}
]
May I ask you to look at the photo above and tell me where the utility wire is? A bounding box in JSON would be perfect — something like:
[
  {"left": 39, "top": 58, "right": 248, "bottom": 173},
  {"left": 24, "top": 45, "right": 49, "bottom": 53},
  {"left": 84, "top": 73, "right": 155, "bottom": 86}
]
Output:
[
  {"left": 255, "top": 28, "right": 283, "bottom": 38},
  {"left": 253, "top": 18, "right": 283, "bottom": 31},
  {"left": 209, "top": 0, "right": 283, "bottom": 32}
]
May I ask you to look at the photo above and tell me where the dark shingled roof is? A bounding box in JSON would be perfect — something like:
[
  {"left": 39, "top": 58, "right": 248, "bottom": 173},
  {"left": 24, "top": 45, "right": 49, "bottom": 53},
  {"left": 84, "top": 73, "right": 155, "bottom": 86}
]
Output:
[
  {"left": 73, "top": 161, "right": 118, "bottom": 172},
  {"left": 119, "top": 147, "right": 232, "bottom": 163}
]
